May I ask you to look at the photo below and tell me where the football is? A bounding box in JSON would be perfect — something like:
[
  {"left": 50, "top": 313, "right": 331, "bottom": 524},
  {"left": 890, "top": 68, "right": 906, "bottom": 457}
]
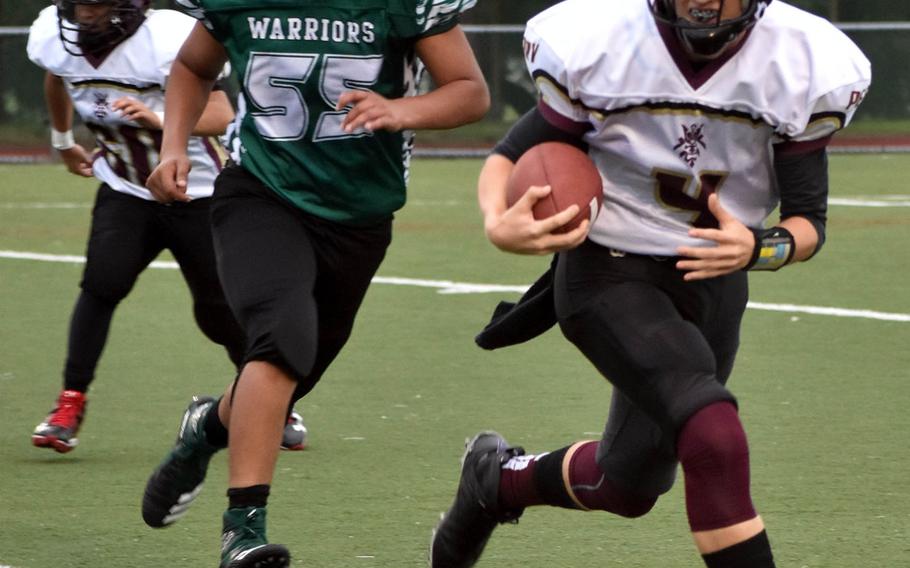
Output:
[{"left": 505, "top": 142, "right": 603, "bottom": 234}]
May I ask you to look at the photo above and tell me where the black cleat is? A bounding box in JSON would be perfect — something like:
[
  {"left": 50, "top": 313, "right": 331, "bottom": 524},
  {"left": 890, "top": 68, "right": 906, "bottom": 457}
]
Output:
[
  {"left": 430, "top": 431, "right": 525, "bottom": 568},
  {"left": 142, "top": 396, "right": 219, "bottom": 528}
]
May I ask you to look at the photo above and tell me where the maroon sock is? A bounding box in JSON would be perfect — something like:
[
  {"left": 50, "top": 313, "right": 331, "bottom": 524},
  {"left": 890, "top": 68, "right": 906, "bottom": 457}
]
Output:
[
  {"left": 499, "top": 452, "right": 548, "bottom": 510},
  {"left": 677, "top": 401, "right": 756, "bottom": 532}
]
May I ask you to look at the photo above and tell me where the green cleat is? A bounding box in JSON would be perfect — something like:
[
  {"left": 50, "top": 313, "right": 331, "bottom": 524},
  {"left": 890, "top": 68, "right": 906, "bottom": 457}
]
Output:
[
  {"left": 221, "top": 507, "right": 290, "bottom": 568},
  {"left": 142, "top": 396, "right": 220, "bottom": 528}
]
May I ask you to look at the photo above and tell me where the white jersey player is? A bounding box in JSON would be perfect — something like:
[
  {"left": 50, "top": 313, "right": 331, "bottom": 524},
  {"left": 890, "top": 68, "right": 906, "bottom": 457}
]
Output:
[
  {"left": 524, "top": 0, "right": 870, "bottom": 257},
  {"left": 25, "top": 0, "right": 307, "bottom": 457},
  {"left": 27, "top": 3, "right": 226, "bottom": 200},
  {"left": 432, "top": 2, "right": 871, "bottom": 568}
]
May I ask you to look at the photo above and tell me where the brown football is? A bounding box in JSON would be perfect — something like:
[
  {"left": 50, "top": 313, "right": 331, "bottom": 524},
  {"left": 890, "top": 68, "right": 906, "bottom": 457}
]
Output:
[{"left": 505, "top": 142, "right": 603, "bottom": 234}]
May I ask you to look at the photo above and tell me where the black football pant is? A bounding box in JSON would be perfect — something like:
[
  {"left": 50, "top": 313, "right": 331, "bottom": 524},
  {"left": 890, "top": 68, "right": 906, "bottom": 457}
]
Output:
[
  {"left": 554, "top": 240, "right": 748, "bottom": 497},
  {"left": 63, "top": 184, "right": 245, "bottom": 391},
  {"left": 210, "top": 165, "right": 392, "bottom": 401}
]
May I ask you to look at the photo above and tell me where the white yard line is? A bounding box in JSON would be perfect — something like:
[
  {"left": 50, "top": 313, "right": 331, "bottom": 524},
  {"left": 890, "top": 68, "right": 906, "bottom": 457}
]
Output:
[
  {"left": 828, "top": 197, "right": 910, "bottom": 207},
  {"left": 2, "top": 250, "right": 908, "bottom": 323}
]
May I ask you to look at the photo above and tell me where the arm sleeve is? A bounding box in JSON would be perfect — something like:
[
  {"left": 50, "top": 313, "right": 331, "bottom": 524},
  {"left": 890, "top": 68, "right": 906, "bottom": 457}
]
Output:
[
  {"left": 492, "top": 104, "right": 589, "bottom": 163},
  {"left": 773, "top": 146, "right": 829, "bottom": 256}
]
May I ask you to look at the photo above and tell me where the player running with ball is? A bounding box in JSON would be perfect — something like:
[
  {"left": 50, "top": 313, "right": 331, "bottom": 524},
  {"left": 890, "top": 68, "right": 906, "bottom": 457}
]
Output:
[{"left": 430, "top": 1, "right": 870, "bottom": 567}]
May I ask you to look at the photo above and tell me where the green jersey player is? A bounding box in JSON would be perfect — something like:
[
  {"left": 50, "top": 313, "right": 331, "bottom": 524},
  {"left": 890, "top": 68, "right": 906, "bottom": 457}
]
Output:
[{"left": 142, "top": 1, "right": 488, "bottom": 567}]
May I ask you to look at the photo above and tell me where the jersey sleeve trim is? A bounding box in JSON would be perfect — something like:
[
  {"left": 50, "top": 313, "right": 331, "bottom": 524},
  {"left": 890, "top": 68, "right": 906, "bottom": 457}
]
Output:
[
  {"left": 532, "top": 69, "right": 597, "bottom": 124},
  {"left": 416, "top": 0, "right": 475, "bottom": 36},
  {"left": 416, "top": 17, "right": 458, "bottom": 38},
  {"left": 773, "top": 134, "right": 832, "bottom": 156},
  {"left": 538, "top": 101, "right": 592, "bottom": 137}
]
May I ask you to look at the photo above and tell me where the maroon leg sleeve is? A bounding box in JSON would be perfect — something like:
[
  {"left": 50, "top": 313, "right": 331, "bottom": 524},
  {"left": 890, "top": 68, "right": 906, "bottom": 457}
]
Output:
[
  {"left": 499, "top": 442, "right": 657, "bottom": 517},
  {"left": 565, "top": 441, "right": 657, "bottom": 517},
  {"left": 677, "top": 402, "right": 756, "bottom": 532}
]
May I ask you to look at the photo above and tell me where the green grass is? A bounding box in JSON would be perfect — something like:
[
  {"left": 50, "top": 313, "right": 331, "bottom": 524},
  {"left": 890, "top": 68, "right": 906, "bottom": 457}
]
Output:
[
  {"left": 0, "top": 157, "right": 909, "bottom": 567},
  {"left": 843, "top": 118, "right": 910, "bottom": 137}
]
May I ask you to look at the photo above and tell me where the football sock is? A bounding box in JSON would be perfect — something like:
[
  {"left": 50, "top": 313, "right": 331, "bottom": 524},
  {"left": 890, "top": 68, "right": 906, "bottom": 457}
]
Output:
[
  {"left": 227, "top": 484, "right": 270, "bottom": 509},
  {"left": 701, "top": 530, "right": 775, "bottom": 567},
  {"left": 62, "top": 291, "right": 116, "bottom": 392},
  {"left": 203, "top": 396, "right": 229, "bottom": 449},
  {"left": 500, "top": 448, "right": 565, "bottom": 510},
  {"left": 677, "top": 401, "right": 756, "bottom": 531}
]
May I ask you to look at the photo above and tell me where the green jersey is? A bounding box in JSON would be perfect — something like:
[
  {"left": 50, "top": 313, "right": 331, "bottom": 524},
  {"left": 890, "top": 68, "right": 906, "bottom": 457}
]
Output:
[{"left": 177, "top": 0, "right": 476, "bottom": 223}]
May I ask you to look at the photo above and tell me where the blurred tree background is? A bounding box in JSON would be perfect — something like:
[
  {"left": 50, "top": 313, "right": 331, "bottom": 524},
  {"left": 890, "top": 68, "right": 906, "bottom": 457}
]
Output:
[{"left": 1, "top": 1, "right": 907, "bottom": 151}]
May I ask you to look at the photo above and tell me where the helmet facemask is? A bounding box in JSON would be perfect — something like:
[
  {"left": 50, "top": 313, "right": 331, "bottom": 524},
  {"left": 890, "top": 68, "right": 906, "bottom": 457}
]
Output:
[
  {"left": 56, "top": 0, "right": 150, "bottom": 59},
  {"left": 650, "top": 0, "right": 769, "bottom": 60}
]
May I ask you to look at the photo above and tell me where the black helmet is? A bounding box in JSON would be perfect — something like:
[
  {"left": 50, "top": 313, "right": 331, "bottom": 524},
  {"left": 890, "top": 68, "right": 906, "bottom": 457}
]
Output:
[
  {"left": 650, "top": 0, "right": 771, "bottom": 59},
  {"left": 56, "top": 0, "right": 151, "bottom": 58}
]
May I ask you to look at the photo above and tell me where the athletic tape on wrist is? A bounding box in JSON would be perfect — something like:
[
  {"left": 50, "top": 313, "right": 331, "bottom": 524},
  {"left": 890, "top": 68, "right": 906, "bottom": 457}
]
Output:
[
  {"left": 50, "top": 128, "right": 76, "bottom": 151},
  {"left": 745, "top": 226, "right": 795, "bottom": 271}
]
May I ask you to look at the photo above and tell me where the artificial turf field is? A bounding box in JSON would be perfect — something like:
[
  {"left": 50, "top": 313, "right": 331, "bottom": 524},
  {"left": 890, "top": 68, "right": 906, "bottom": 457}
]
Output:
[{"left": 0, "top": 156, "right": 908, "bottom": 567}]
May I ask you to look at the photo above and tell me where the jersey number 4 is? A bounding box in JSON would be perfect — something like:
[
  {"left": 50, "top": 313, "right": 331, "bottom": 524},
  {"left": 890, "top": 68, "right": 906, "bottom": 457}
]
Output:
[
  {"left": 245, "top": 52, "right": 383, "bottom": 142},
  {"left": 653, "top": 169, "right": 728, "bottom": 229}
]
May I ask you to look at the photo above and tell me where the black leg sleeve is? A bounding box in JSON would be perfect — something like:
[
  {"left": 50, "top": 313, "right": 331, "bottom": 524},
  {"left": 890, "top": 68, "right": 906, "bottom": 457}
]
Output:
[{"left": 62, "top": 290, "right": 118, "bottom": 391}]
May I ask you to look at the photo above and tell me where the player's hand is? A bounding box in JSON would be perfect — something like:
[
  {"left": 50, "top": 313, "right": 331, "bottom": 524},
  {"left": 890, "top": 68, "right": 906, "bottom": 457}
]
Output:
[
  {"left": 58, "top": 145, "right": 94, "bottom": 177},
  {"left": 485, "top": 184, "right": 589, "bottom": 255},
  {"left": 676, "top": 193, "right": 754, "bottom": 281},
  {"left": 146, "top": 154, "right": 192, "bottom": 203},
  {"left": 337, "top": 90, "right": 406, "bottom": 133},
  {"left": 112, "top": 97, "right": 162, "bottom": 130}
]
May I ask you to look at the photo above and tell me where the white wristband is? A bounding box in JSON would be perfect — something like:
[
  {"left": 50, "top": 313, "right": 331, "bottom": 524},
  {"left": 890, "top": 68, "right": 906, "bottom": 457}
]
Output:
[
  {"left": 154, "top": 111, "right": 165, "bottom": 128},
  {"left": 51, "top": 128, "right": 76, "bottom": 151}
]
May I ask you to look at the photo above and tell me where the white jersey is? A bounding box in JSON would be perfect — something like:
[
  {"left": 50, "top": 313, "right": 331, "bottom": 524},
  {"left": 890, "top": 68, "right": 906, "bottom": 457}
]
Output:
[
  {"left": 525, "top": 0, "right": 871, "bottom": 256},
  {"left": 27, "top": 7, "right": 228, "bottom": 201}
]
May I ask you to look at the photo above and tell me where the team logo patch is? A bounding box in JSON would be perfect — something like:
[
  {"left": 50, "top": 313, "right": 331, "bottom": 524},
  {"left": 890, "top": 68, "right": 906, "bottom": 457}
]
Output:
[
  {"left": 93, "top": 92, "right": 109, "bottom": 120},
  {"left": 847, "top": 88, "right": 867, "bottom": 110},
  {"left": 673, "top": 123, "right": 707, "bottom": 167}
]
